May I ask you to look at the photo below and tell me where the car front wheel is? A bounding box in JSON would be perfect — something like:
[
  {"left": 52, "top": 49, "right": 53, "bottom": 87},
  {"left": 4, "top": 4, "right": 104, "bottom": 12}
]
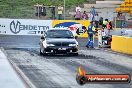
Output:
[
  {"left": 69, "top": 53, "right": 78, "bottom": 56},
  {"left": 40, "top": 48, "right": 47, "bottom": 56},
  {"left": 73, "top": 53, "right": 78, "bottom": 56},
  {"left": 43, "top": 49, "right": 48, "bottom": 56}
]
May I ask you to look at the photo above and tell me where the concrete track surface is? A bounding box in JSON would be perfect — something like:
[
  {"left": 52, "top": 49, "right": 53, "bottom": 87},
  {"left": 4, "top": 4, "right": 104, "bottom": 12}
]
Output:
[{"left": 0, "top": 35, "right": 132, "bottom": 88}]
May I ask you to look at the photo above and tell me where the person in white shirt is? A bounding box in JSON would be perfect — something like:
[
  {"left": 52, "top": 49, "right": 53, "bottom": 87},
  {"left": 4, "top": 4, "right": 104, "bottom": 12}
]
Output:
[
  {"left": 76, "top": 6, "right": 81, "bottom": 12},
  {"left": 102, "top": 28, "right": 106, "bottom": 37},
  {"left": 88, "top": 13, "right": 93, "bottom": 21}
]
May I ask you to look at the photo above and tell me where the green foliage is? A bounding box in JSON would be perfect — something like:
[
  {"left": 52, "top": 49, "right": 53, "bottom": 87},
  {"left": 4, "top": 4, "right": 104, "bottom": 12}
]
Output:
[{"left": 0, "top": 0, "right": 88, "bottom": 18}]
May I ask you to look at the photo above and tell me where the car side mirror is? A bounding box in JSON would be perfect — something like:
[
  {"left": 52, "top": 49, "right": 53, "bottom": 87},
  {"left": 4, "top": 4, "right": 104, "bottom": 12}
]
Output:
[{"left": 75, "top": 36, "right": 78, "bottom": 39}]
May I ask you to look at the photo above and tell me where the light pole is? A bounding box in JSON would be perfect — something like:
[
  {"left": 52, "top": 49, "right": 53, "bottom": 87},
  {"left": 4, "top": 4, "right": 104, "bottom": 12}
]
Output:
[{"left": 64, "top": 0, "right": 65, "bottom": 20}]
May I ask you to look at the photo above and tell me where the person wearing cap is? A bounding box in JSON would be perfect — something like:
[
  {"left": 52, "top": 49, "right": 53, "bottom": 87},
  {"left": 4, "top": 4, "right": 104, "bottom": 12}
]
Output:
[
  {"left": 82, "top": 11, "right": 88, "bottom": 20},
  {"left": 103, "top": 19, "right": 108, "bottom": 28},
  {"left": 57, "top": 5, "right": 63, "bottom": 20},
  {"left": 86, "top": 21, "right": 96, "bottom": 48}
]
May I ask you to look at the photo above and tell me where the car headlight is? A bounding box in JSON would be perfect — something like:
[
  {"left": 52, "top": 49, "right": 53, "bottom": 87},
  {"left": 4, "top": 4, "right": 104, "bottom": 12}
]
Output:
[
  {"left": 69, "top": 44, "right": 77, "bottom": 46},
  {"left": 46, "top": 44, "right": 55, "bottom": 46}
]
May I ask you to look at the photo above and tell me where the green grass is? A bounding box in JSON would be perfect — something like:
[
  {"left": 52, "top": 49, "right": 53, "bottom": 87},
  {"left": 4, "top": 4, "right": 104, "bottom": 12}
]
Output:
[{"left": 0, "top": 0, "right": 88, "bottom": 18}]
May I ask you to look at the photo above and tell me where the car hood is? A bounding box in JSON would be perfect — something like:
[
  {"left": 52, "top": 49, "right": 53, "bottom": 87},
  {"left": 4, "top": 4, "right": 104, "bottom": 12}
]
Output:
[{"left": 46, "top": 38, "right": 77, "bottom": 44}]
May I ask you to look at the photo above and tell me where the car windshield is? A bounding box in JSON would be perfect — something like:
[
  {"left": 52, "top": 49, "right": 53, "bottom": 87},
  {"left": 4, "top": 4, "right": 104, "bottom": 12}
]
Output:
[{"left": 46, "top": 30, "right": 74, "bottom": 38}]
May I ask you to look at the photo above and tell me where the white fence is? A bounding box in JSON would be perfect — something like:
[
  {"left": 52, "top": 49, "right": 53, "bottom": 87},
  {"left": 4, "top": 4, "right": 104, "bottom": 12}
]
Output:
[
  {"left": 0, "top": 18, "right": 52, "bottom": 35},
  {"left": 0, "top": 18, "right": 90, "bottom": 37}
]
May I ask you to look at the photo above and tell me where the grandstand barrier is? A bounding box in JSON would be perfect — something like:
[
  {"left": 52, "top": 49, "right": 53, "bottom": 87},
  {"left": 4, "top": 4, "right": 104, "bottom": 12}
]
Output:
[
  {"left": 116, "top": 7, "right": 132, "bottom": 12},
  {"left": 125, "top": 0, "right": 132, "bottom": 4},
  {"left": 116, "top": 0, "right": 132, "bottom": 14},
  {"left": 96, "top": 1, "right": 123, "bottom": 4},
  {"left": 120, "top": 4, "right": 132, "bottom": 7},
  {"left": 84, "top": 4, "right": 118, "bottom": 8},
  {"left": 111, "top": 35, "right": 132, "bottom": 55}
]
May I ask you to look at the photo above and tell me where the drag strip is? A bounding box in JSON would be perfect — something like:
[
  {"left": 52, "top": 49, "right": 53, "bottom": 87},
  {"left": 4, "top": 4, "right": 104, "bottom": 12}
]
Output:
[
  {"left": 1, "top": 35, "right": 132, "bottom": 88},
  {"left": 5, "top": 48, "right": 132, "bottom": 88}
]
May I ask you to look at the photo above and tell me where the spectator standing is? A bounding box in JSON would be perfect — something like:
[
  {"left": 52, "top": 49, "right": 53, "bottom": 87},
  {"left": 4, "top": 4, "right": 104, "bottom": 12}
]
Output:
[
  {"left": 94, "top": 13, "right": 99, "bottom": 28},
  {"left": 82, "top": 11, "right": 88, "bottom": 20},
  {"left": 57, "top": 5, "right": 63, "bottom": 20},
  {"left": 88, "top": 13, "right": 93, "bottom": 21},
  {"left": 76, "top": 5, "right": 81, "bottom": 12},
  {"left": 74, "top": 9, "right": 81, "bottom": 20},
  {"left": 109, "top": 21, "right": 113, "bottom": 30},
  {"left": 117, "top": 11, "right": 121, "bottom": 20},
  {"left": 103, "top": 19, "right": 108, "bottom": 28},
  {"left": 106, "top": 21, "right": 111, "bottom": 35},
  {"left": 90, "top": 6, "right": 96, "bottom": 21},
  {"left": 99, "top": 17, "right": 103, "bottom": 29},
  {"left": 102, "top": 28, "right": 107, "bottom": 37},
  {"left": 119, "top": 13, "right": 126, "bottom": 28}
]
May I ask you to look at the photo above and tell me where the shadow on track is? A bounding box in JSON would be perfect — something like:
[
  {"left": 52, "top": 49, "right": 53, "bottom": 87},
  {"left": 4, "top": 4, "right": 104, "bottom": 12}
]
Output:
[{"left": 6, "top": 48, "right": 103, "bottom": 60}]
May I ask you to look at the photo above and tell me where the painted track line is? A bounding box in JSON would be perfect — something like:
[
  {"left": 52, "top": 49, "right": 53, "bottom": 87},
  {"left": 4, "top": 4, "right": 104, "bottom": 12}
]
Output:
[
  {"left": 9, "top": 60, "right": 37, "bottom": 88},
  {"left": 2, "top": 48, "right": 36, "bottom": 88}
]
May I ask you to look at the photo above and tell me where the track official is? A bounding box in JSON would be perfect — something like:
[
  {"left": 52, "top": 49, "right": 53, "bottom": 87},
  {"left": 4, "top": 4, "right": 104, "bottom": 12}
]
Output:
[{"left": 86, "top": 21, "right": 95, "bottom": 48}]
